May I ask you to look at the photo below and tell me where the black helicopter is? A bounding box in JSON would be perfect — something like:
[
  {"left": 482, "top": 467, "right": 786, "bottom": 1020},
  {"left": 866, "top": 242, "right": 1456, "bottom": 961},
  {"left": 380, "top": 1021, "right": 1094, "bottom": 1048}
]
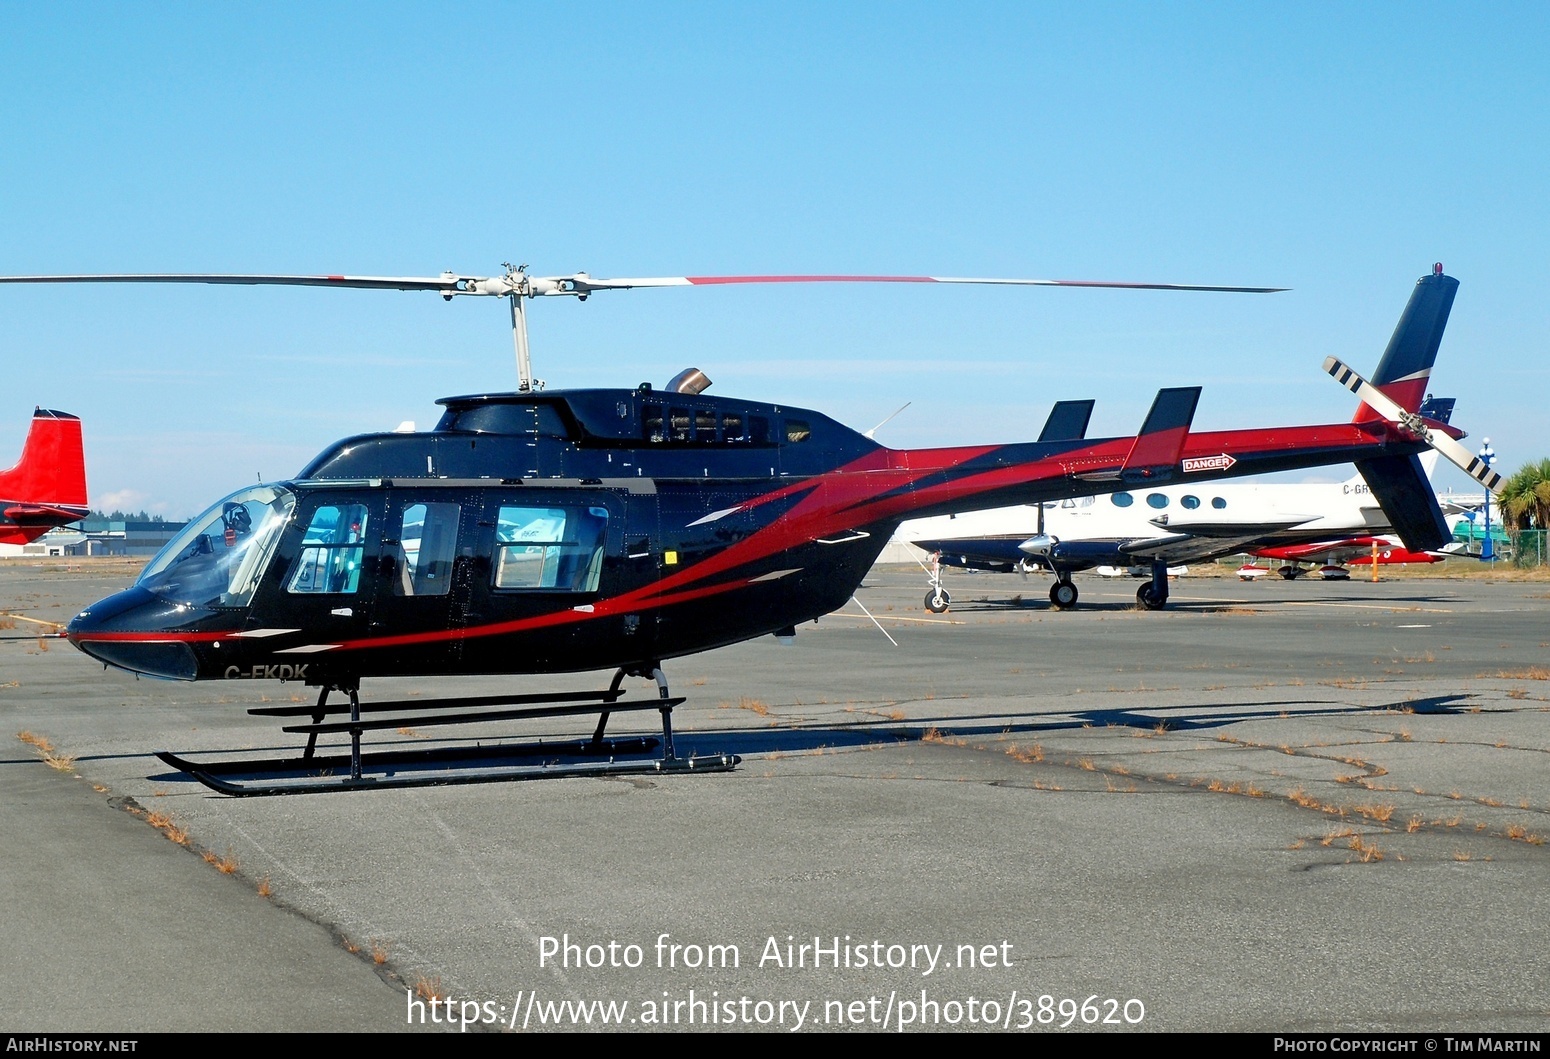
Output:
[{"left": 1, "top": 266, "right": 1495, "bottom": 793}]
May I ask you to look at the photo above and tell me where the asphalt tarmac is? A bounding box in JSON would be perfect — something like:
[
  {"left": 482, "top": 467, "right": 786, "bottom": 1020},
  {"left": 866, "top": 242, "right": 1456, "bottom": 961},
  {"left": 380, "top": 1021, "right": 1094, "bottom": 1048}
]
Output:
[{"left": 2, "top": 559, "right": 1547, "bottom": 1033}]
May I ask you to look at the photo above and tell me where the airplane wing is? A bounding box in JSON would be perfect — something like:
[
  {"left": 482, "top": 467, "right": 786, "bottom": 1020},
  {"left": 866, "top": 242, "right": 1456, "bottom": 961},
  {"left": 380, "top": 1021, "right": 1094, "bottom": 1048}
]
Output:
[{"left": 1116, "top": 532, "right": 1292, "bottom": 565}]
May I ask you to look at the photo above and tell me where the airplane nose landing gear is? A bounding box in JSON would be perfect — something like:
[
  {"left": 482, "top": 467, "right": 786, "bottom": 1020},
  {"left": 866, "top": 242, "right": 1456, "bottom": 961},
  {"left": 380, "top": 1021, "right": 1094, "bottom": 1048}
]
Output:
[
  {"left": 1049, "top": 578, "right": 1079, "bottom": 609},
  {"left": 923, "top": 551, "right": 951, "bottom": 612}
]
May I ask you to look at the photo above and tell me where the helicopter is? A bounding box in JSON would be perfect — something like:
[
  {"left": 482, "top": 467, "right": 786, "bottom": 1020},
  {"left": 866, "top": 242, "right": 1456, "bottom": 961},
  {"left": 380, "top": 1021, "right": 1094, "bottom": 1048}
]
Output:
[{"left": 0, "top": 265, "right": 1497, "bottom": 793}]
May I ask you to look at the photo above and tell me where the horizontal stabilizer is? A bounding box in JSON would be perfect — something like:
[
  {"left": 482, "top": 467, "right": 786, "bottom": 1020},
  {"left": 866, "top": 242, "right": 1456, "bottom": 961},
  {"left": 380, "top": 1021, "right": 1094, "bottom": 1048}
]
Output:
[
  {"left": 1038, "top": 400, "right": 1095, "bottom": 443},
  {"left": 1354, "top": 454, "right": 1451, "bottom": 553},
  {"left": 1417, "top": 396, "right": 1455, "bottom": 425},
  {"left": 1120, "top": 387, "right": 1200, "bottom": 481}
]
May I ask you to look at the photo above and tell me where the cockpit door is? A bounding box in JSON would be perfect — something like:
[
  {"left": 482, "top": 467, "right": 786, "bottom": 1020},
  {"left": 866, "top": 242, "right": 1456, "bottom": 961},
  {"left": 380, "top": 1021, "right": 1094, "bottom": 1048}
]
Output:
[
  {"left": 259, "top": 492, "right": 387, "bottom": 647},
  {"left": 368, "top": 488, "right": 479, "bottom": 669}
]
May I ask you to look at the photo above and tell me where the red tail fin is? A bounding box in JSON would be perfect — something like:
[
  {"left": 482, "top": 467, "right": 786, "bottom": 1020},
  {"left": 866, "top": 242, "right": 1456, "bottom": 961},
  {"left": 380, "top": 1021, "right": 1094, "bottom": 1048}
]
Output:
[{"left": 0, "top": 409, "right": 89, "bottom": 544}]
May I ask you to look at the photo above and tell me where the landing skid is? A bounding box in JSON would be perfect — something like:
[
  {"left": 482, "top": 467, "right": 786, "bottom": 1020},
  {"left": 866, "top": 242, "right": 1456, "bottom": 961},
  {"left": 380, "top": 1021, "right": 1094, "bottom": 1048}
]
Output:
[{"left": 155, "top": 664, "right": 739, "bottom": 795}]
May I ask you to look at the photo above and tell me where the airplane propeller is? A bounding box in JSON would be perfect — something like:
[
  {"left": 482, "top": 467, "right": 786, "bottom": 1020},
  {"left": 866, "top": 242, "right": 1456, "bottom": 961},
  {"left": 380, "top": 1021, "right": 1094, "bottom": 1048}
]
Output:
[
  {"left": 1323, "top": 356, "right": 1503, "bottom": 493},
  {"left": 0, "top": 267, "right": 1286, "bottom": 393}
]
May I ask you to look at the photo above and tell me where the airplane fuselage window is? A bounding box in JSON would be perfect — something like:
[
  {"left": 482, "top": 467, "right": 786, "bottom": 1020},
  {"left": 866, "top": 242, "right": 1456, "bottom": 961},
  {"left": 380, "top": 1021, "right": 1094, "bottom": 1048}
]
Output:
[
  {"left": 1146, "top": 493, "right": 1169, "bottom": 509},
  {"left": 1111, "top": 492, "right": 1134, "bottom": 508},
  {"left": 1181, "top": 495, "right": 1201, "bottom": 509},
  {"left": 1212, "top": 497, "right": 1227, "bottom": 509}
]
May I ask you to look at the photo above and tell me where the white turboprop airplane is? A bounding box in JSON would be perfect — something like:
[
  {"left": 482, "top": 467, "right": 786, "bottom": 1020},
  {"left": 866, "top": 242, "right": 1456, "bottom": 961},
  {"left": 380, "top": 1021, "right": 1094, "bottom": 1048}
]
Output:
[{"left": 902, "top": 439, "right": 1453, "bottom": 612}]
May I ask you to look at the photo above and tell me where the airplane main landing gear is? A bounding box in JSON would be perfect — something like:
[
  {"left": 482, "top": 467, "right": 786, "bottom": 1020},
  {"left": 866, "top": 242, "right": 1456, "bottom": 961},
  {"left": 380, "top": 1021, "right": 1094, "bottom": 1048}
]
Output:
[
  {"left": 1049, "top": 578, "right": 1079, "bottom": 609},
  {"left": 1277, "top": 565, "right": 1300, "bottom": 580},
  {"left": 1137, "top": 560, "right": 1170, "bottom": 610}
]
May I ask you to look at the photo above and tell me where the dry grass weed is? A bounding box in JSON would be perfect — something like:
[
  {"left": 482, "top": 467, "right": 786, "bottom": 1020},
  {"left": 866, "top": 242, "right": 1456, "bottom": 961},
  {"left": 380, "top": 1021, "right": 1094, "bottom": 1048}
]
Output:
[{"left": 1348, "top": 835, "right": 1384, "bottom": 862}]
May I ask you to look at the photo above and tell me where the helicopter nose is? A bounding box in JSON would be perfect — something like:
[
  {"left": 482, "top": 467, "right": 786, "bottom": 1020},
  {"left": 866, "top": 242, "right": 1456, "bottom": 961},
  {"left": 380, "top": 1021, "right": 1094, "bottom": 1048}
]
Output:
[{"left": 67, "top": 587, "right": 201, "bottom": 681}]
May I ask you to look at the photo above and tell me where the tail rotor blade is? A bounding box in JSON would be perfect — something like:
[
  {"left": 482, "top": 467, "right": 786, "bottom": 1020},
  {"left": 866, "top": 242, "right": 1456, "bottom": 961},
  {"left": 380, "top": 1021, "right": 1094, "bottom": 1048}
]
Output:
[{"left": 1324, "top": 356, "right": 1502, "bottom": 493}]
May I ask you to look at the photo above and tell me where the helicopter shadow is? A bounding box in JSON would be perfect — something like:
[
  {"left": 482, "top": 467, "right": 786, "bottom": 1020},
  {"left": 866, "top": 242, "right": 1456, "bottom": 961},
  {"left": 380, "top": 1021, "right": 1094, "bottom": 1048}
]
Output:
[
  {"left": 642, "top": 691, "right": 1484, "bottom": 759},
  {"left": 132, "top": 691, "right": 1480, "bottom": 787}
]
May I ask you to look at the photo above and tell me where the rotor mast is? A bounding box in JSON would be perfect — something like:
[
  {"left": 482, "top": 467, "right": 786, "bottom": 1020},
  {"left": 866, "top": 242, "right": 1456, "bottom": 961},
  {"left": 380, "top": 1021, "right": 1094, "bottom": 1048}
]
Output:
[{"left": 503, "top": 264, "right": 539, "bottom": 392}]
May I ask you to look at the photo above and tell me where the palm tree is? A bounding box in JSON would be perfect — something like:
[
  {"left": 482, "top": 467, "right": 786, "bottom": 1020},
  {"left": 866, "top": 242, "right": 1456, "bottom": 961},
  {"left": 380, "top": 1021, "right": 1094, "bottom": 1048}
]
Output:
[{"left": 1498, "top": 458, "right": 1550, "bottom": 533}]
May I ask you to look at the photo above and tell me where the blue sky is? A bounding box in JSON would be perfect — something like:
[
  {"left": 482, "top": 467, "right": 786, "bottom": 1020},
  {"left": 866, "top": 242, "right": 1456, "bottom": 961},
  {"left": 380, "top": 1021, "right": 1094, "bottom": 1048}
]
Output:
[{"left": 1, "top": 5, "right": 1545, "bottom": 516}]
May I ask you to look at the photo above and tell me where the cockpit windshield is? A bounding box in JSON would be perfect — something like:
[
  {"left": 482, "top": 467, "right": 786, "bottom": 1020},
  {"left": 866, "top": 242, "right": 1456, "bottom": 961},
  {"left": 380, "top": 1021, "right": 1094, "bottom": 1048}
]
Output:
[{"left": 137, "top": 485, "right": 296, "bottom": 608}]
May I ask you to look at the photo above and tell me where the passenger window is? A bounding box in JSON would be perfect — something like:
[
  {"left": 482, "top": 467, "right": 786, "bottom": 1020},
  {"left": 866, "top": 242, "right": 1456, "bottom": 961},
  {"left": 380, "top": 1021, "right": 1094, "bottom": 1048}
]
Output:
[
  {"left": 492, "top": 505, "right": 609, "bottom": 592},
  {"left": 1212, "top": 497, "right": 1227, "bottom": 510},
  {"left": 721, "top": 413, "right": 744, "bottom": 440},
  {"left": 785, "top": 419, "right": 811, "bottom": 443},
  {"left": 749, "top": 416, "right": 771, "bottom": 444},
  {"left": 1111, "top": 492, "right": 1134, "bottom": 508},
  {"left": 394, "top": 502, "right": 459, "bottom": 597},
  {"left": 1146, "top": 493, "right": 1169, "bottom": 509},
  {"left": 288, "top": 504, "right": 369, "bottom": 594},
  {"left": 695, "top": 409, "right": 717, "bottom": 443},
  {"left": 643, "top": 403, "right": 664, "bottom": 443},
  {"left": 1181, "top": 495, "right": 1200, "bottom": 510},
  {"left": 669, "top": 408, "right": 692, "bottom": 442}
]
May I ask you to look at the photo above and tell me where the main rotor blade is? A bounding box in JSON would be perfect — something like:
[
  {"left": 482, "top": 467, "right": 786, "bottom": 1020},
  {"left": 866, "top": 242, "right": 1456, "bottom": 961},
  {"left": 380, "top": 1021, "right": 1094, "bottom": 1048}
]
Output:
[
  {"left": 1323, "top": 356, "right": 1503, "bottom": 493},
  {"left": 0, "top": 273, "right": 467, "bottom": 293},
  {"left": 0, "top": 270, "right": 1288, "bottom": 297},
  {"left": 570, "top": 274, "right": 1289, "bottom": 294}
]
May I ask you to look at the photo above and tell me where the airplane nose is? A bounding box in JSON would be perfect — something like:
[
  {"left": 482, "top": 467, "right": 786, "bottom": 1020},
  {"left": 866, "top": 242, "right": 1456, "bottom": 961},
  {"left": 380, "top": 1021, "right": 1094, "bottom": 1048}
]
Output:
[{"left": 67, "top": 587, "right": 202, "bottom": 681}]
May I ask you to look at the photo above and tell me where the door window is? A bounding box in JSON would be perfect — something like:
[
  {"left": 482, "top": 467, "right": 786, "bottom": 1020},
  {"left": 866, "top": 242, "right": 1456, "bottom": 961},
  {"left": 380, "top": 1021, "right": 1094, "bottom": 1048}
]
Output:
[
  {"left": 288, "top": 504, "right": 370, "bottom": 594},
  {"left": 394, "top": 502, "right": 460, "bottom": 597}
]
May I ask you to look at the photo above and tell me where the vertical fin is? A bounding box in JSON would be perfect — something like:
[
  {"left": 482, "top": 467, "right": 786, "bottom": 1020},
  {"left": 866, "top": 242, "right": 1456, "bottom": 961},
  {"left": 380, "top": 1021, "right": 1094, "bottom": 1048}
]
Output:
[
  {"left": 1353, "top": 269, "right": 1458, "bottom": 422},
  {"left": 1121, "top": 387, "right": 1200, "bottom": 482},
  {"left": 0, "top": 409, "right": 88, "bottom": 508},
  {"left": 1037, "top": 400, "right": 1095, "bottom": 442},
  {"left": 1354, "top": 454, "right": 1451, "bottom": 552}
]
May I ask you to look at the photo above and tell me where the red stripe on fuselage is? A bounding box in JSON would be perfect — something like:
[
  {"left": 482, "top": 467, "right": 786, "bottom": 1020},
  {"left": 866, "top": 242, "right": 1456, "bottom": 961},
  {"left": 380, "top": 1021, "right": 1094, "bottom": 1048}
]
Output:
[{"left": 73, "top": 418, "right": 1411, "bottom": 656}]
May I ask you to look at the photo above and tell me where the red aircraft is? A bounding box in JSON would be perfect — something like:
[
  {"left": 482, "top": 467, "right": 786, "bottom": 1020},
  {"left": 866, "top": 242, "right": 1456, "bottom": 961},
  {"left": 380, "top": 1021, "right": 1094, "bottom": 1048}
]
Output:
[
  {"left": 1250, "top": 534, "right": 1451, "bottom": 580},
  {"left": 0, "top": 409, "right": 89, "bottom": 547}
]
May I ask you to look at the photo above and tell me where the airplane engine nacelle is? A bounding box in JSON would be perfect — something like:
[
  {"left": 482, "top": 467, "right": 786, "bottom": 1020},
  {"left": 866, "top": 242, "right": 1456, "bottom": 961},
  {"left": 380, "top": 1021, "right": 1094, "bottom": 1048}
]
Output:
[{"left": 1018, "top": 534, "right": 1058, "bottom": 557}]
